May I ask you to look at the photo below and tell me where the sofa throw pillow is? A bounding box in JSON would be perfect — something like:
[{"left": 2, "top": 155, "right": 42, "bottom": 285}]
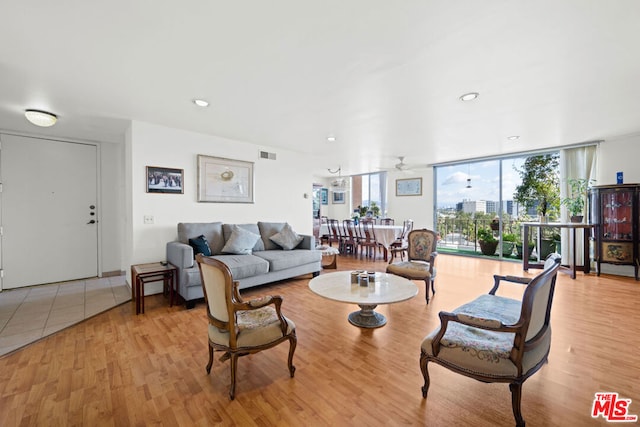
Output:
[
  {"left": 221, "top": 225, "right": 261, "bottom": 255},
  {"left": 222, "top": 223, "right": 265, "bottom": 252},
  {"left": 188, "top": 234, "right": 212, "bottom": 257},
  {"left": 269, "top": 223, "right": 303, "bottom": 250}
]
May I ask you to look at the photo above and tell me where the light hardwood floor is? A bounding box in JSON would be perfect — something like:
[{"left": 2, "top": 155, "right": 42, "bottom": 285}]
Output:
[{"left": 0, "top": 254, "right": 638, "bottom": 426}]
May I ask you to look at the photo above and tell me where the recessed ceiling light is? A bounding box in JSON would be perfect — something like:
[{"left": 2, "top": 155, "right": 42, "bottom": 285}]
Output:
[
  {"left": 193, "top": 99, "right": 209, "bottom": 107},
  {"left": 507, "top": 135, "right": 520, "bottom": 141},
  {"left": 327, "top": 136, "right": 336, "bottom": 142},
  {"left": 24, "top": 109, "right": 58, "bottom": 127},
  {"left": 459, "top": 92, "right": 479, "bottom": 102}
]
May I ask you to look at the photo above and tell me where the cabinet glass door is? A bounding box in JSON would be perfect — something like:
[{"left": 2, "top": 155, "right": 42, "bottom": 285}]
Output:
[
  {"left": 600, "top": 189, "right": 634, "bottom": 263},
  {"left": 601, "top": 190, "right": 633, "bottom": 240}
]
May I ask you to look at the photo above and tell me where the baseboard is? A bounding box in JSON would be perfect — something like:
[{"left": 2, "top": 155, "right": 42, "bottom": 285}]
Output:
[{"left": 102, "top": 270, "right": 125, "bottom": 278}]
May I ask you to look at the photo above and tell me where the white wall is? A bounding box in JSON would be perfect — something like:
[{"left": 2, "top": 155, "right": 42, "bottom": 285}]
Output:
[
  {"left": 597, "top": 134, "right": 640, "bottom": 185},
  {"left": 125, "top": 121, "right": 317, "bottom": 286},
  {"left": 317, "top": 169, "right": 435, "bottom": 230},
  {"left": 386, "top": 169, "right": 434, "bottom": 229}
]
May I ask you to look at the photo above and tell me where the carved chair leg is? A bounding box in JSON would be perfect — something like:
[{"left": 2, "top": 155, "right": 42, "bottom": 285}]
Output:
[
  {"left": 287, "top": 335, "right": 297, "bottom": 377},
  {"left": 229, "top": 353, "right": 238, "bottom": 400},
  {"left": 430, "top": 279, "right": 436, "bottom": 296},
  {"left": 424, "top": 280, "right": 430, "bottom": 304},
  {"left": 509, "top": 382, "right": 525, "bottom": 427},
  {"left": 420, "top": 353, "right": 431, "bottom": 398},
  {"left": 206, "top": 343, "right": 213, "bottom": 374}
]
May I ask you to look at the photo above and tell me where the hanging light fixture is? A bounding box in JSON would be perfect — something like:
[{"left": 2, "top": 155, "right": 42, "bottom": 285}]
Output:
[
  {"left": 328, "top": 166, "right": 349, "bottom": 193},
  {"left": 25, "top": 109, "right": 58, "bottom": 127}
]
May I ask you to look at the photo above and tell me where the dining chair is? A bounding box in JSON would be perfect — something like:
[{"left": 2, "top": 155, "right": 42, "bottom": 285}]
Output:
[
  {"left": 342, "top": 219, "right": 359, "bottom": 255},
  {"left": 379, "top": 218, "right": 395, "bottom": 225},
  {"left": 359, "top": 221, "right": 380, "bottom": 259},
  {"left": 196, "top": 255, "right": 297, "bottom": 400},
  {"left": 389, "top": 219, "right": 414, "bottom": 261},
  {"left": 327, "top": 219, "right": 343, "bottom": 251}
]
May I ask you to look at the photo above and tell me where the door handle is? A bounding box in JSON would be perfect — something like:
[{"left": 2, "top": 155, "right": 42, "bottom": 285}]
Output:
[{"left": 87, "top": 220, "right": 96, "bottom": 224}]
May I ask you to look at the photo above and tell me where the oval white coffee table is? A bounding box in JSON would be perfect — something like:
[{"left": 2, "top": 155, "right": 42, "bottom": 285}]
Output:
[{"left": 309, "top": 271, "right": 418, "bottom": 328}]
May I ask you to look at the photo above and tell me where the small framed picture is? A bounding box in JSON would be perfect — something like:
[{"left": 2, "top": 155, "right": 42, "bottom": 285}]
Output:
[
  {"left": 321, "top": 188, "right": 329, "bottom": 205},
  {"left": 332, "top": 192, "right": 345, "bottom": 204},
  {"left": 396, "top": 177, "right": 422, "bottom": 196},
  {"left": 146, "top": 166, "right": 184, "bottom": 194}
]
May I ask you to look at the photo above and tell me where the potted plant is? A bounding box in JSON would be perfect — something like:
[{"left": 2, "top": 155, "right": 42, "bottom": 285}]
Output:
[
  {"left": 370, "top": 201, "right": 381, "bottom": 217},
  {"left": 477, "top": 227, "right": 498, "bottom": 256},
  {"left": 515, "top": 234, "right": 535, "bottom": 259},
  {"left": 501, "top": 233, "right": 517, "bottom": 257},
  {"left": 561, "top": 178, "right": 594, "bottom": 223},
  {"left": 551, "top": 230, "right": 562, "bottom": 255}
]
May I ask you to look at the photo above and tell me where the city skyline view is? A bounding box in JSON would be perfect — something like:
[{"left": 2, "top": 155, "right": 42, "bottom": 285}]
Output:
[{"left": 435, "top": 157, "right": 526, "bottom": 210}]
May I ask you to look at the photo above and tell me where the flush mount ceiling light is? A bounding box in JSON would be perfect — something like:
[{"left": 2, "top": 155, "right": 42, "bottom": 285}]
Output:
[
  {"left": 459, "top": 92, "right": 479, "bottom": 102},
  {"left": 193, "top": 99, "right": 209, "bottom": 107},
  {"left": 326, "top": 136, "right": 336, "bottom": 142},
  {"left": 507, "top": 135, "right": 520, "bottom": 141},
  {"left": 24, "top": 109, "right": 57, "bottom": 127}
]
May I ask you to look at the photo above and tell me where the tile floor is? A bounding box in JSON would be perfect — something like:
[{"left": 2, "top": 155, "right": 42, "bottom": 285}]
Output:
[{"left": 0, "top": 275, "right": 130, "bottom": 356}]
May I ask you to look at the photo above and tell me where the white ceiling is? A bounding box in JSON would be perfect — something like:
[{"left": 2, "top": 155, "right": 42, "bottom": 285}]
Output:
[{"left": 1, "top": 1, "right": 639, "bottom": 177}]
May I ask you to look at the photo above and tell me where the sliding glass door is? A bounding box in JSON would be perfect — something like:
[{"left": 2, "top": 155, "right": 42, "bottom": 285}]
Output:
[{"left": 435, "top": 154, "right": 555, "bottom": 260}]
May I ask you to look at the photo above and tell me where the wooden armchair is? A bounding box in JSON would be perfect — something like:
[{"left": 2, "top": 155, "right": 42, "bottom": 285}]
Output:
[
  {"left": 420, "top": 254, "right": 561, "bottom": 427},
  {"left": 386, "top": 229, "right": 437, "bottom": 303},
  {"left": 196, "top": 255, "right": 297, "bottom": 400}
]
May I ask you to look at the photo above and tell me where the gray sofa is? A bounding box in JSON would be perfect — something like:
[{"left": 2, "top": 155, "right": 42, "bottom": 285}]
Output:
[{"left": 166, "top": 221, "right": 322, "bottom": 308}]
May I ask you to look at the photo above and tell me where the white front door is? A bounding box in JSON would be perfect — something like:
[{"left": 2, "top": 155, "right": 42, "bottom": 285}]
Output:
[{"left": 0, "top": 134, "right": 99, "bottom": 289}]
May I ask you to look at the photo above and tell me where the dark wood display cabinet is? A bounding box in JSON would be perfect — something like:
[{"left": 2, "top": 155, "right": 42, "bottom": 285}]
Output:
[{"left": 589, "top": 184, "right": 640, "bottom": 280}]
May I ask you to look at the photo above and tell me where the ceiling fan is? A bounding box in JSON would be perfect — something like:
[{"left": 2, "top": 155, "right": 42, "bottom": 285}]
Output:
[{"left": 379, "top": 156, "right": 426, "bottom": 173}]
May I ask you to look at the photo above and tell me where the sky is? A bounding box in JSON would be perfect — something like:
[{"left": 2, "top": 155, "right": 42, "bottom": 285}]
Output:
[{"left": 436, "top": 157, "right": 525, "bottom": 209}]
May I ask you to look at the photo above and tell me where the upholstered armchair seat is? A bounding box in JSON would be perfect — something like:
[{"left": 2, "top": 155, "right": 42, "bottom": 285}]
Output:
[
  {"left": 387, "top": 260, "right": 435, "bottom": 283},
  {"left": 208, "top": 306, "right": 296, "bottom": 348}
]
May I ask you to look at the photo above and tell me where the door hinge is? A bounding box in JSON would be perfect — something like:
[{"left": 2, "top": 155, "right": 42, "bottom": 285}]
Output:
[
  {"left": 0, "top": 226, "right": 3, "bottom": 236},
  {"left": 0, "top": 270, "right": 4, "bottom": 279},
  {"left": 0, "top": 183, "right": 3, "bottom": 192}
]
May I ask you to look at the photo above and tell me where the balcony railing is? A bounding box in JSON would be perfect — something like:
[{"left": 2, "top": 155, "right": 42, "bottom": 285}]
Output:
[{"left": 436, "top": 217, "right": 556, "bottom": 259}]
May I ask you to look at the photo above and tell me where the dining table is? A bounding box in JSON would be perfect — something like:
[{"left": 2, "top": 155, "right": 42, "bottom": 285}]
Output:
[{"left": 320, "top": 223, "right": 404, "bottom": 261}]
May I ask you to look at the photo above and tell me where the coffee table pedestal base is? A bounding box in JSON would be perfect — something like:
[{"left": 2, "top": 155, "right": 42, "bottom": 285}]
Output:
[{"left": 348, "top": 304, "right": 386, "bottom": 328}]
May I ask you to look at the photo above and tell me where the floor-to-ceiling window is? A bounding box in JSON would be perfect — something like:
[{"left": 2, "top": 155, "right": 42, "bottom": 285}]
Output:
[
  {"left": 351, "top": 172, "right": 387, "bottom": 218},
  {"left": 434, "top": 153, "right": 559, "bottom": 259}
]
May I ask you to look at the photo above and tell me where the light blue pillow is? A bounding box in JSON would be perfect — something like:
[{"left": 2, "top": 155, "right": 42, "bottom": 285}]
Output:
[
  {"left": 221, "top": 225, "right": 261, "bottom": 255},
  {"left": 269, "top": 223, "right": 303, "bottom": 250}
]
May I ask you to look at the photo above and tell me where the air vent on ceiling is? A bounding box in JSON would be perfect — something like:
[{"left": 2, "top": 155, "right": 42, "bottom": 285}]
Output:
[{"left": 259, "top": 150, "right": 276, "bottom": 160}]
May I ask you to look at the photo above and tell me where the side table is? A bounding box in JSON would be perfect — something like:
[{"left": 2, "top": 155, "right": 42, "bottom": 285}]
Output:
[
  {"left": 316, "top": 245, "right": 340, "bottom": 269},
  {"left": 131, "top": 262, "right": 178, "bottom": 314}
]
